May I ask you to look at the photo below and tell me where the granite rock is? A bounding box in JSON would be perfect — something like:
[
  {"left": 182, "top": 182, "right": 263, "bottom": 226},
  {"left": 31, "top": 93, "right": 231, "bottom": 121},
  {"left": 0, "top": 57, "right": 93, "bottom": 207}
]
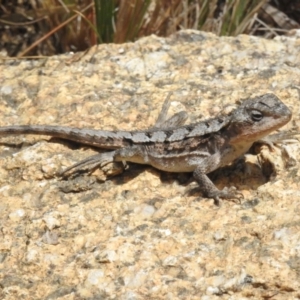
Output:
[{"left": 0, "top": 30, "right": 300, "bottom": 299}]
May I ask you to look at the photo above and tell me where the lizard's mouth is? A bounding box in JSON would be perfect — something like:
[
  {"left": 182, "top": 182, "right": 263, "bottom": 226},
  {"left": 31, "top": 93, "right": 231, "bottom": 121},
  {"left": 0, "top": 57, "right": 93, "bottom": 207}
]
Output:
[{"left": 228, "top": 116, "right": 291, "bottom": 145}]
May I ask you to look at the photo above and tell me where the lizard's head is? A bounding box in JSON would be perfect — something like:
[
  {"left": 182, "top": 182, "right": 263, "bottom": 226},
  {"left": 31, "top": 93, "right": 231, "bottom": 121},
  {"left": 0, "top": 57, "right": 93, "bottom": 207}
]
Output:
[{"left": 226, "top": 93, "right": 292, "bottom": 143}]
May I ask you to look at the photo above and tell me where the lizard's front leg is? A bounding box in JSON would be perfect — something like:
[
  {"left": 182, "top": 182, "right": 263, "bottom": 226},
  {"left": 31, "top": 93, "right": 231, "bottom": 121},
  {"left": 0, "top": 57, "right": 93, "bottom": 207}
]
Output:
[{"left": 193, "top": 165, "right": 243, "bottom": 205}]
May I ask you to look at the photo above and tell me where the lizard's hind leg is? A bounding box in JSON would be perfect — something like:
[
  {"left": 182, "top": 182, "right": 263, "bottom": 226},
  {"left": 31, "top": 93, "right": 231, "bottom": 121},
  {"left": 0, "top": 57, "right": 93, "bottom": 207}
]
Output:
[
  {"left": 60, "top": 151, "right": 124, "bottom": 178},
  {"left": 153, "top": 92, "right": 188, "bottom": 129}
]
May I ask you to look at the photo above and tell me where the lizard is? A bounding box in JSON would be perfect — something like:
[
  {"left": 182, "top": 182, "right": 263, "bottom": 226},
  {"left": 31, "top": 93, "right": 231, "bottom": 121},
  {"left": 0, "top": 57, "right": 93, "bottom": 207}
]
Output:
[{"left": 0, "top": 93, "right": 292, "bottom": 204}]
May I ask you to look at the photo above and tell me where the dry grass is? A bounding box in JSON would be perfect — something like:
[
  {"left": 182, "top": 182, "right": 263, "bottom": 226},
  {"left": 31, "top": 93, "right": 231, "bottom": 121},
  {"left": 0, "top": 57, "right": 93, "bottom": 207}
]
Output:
[{"left": 0, "top": 0, "right": 299, "bottom": 57}]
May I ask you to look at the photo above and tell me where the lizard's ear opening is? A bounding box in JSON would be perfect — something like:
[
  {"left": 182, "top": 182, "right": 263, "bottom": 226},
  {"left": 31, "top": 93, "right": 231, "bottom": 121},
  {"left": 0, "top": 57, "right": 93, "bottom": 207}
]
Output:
[{"left": 250, "top": 110, "right": 263, "bottom": 122}]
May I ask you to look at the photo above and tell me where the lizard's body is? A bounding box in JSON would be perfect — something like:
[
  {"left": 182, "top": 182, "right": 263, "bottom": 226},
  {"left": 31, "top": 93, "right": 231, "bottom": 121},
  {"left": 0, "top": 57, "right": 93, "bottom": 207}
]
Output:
[{"left": 0, "top": 94, "right": 292, "bottom": 203}]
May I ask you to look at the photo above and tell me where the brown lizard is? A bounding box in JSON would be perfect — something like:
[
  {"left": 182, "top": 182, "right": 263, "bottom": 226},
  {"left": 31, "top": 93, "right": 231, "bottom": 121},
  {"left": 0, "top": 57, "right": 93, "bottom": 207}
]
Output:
[{"left": 0, "top": 93, "right": 292, "bottom": 203}]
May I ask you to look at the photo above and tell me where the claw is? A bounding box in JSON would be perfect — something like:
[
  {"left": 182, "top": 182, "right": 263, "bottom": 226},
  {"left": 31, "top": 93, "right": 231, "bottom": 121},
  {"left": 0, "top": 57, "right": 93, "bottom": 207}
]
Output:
[{"left": 209, "top": 186, "right": 244, "bottom": 205}]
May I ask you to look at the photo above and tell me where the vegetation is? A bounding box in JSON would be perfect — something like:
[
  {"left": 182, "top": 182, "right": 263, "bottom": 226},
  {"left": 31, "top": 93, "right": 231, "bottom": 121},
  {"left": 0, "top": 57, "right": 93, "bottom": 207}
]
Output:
[{"left": 0, "top": 0, "right": 299, "bottom": 57}]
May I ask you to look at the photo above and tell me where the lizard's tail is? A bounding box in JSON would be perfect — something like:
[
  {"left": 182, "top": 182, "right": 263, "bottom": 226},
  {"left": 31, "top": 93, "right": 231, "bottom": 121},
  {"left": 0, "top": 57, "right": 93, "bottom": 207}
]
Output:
[{"left": 0, "top": 125, "right": 131, "bottom": 149}]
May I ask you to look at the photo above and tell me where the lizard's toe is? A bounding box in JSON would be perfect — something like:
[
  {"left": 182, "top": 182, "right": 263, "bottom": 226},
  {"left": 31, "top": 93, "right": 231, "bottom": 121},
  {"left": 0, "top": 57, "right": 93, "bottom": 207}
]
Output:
[{"left": 208, "top": 187, "right": 244, "bottom": 205}]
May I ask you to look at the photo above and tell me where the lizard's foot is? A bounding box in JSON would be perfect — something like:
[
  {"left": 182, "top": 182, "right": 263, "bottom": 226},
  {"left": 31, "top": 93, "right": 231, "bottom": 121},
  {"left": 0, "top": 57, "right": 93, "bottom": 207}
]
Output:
[
  {"left": 193, "top": 167, "right": 244, "bottom": 205},
  {"left": 257, "top": 131, "right": 299, "bottom": 150},
  {"left": 206, "top": 187, "right": 244, "bottom": 206}
]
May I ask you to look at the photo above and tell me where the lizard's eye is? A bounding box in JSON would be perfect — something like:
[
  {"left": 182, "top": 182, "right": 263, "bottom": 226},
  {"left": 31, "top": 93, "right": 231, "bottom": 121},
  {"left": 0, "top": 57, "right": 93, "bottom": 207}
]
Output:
[{"left": 251, "top": 110, "right": 263, "bottom": 122}]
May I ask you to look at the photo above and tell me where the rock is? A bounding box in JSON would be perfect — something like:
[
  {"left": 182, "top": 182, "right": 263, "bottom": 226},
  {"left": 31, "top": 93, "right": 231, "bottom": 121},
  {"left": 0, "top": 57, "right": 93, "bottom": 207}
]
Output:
[{"left": 0, "top": 30, "right": 299, "bottom": 298}]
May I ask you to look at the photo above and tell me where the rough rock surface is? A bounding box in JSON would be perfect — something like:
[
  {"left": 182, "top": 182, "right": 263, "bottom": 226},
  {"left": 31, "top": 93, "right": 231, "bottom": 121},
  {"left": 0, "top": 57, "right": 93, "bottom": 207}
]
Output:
[{"left": 0, "top": 30, "right": 300, "bottom": 299}]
